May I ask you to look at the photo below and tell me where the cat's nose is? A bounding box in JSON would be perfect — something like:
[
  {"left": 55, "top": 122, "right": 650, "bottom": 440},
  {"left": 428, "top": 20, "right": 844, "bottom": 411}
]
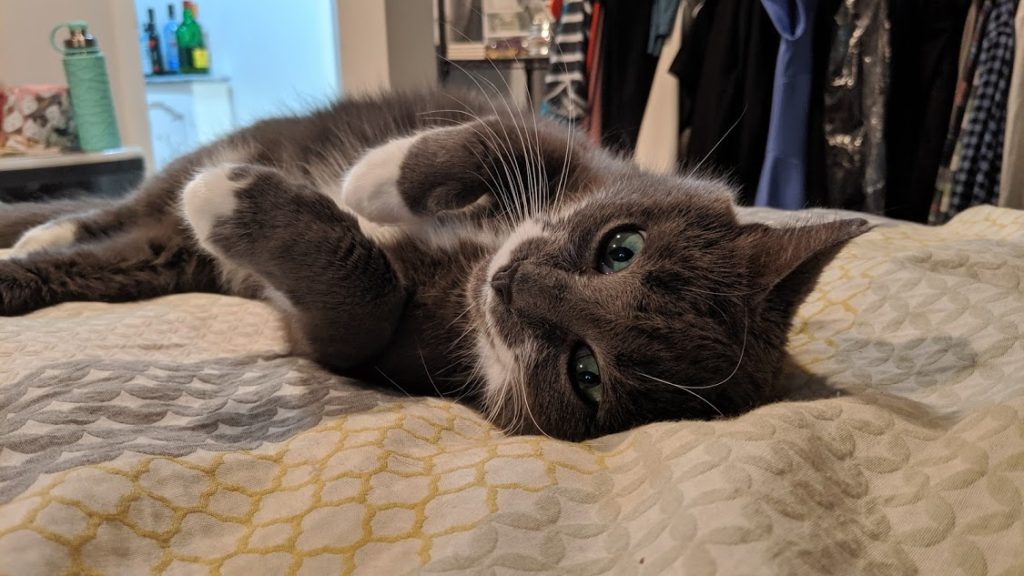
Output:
[{"left": 490, "top": 261, "right": 520, "bottom": 305}]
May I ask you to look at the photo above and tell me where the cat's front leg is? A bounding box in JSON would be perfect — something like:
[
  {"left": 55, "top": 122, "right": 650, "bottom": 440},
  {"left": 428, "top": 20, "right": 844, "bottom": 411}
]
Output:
[
  {"left": 181, "top": 163, "right": 407, "bottom": 370},
  {"left": 342, "top": 116, "right": 588, "bottom": 223}
]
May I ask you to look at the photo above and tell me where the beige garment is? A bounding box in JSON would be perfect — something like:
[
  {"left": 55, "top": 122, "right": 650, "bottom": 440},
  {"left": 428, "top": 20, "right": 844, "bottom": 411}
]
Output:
[
  {"left": 958, "top": 0, "right": 979, "bottom": 75},
  {"left": 999, "top": 3, "right": 1024, "bottom": 208},
  {"left": 633, "top": 5, "right": 684, "bottom": 173}
]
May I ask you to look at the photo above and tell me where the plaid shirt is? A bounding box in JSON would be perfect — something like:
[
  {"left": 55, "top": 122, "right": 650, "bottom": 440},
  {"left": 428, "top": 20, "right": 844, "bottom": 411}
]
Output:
[{"left": 940, "top": 0, "right": 1016, "bottom": 222}]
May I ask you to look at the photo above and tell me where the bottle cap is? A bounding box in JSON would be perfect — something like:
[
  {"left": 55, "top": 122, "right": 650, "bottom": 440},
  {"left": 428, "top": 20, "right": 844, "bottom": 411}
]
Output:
[
  {"left": 50, "top": 21, "right": 97, "bottom": 53},
  {"left": 65, "top": 26, "right": 97, "bottom": 49}
]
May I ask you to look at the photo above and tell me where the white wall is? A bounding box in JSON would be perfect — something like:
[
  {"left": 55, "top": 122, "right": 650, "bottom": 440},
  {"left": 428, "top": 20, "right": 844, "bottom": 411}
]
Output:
[
  {"left": 335, "top": 0, "right": 437, "bottom": 96},
  {"left": 135, "top": 0, "right": 341, "bottom": 125},
  {"left": 384, "top": 0, "right": 436, "bottom": 92},
  {"left": 335, "top": 0, "right": 390, "bottom": 95},
  {"left": 0, "top": 0, "right": 153, "bottom": 166}
]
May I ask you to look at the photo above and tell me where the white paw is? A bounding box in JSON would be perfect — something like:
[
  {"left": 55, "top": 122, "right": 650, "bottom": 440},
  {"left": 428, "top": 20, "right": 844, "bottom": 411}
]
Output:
[
  {"left": 340, "top": 134, "right": 420, "bottom": 225},
  {"left": 181, "top": 164, "right": 248, "bottom": 250},
  {"left": 9, "top": 220, "right": 78, "bottom": 258}
]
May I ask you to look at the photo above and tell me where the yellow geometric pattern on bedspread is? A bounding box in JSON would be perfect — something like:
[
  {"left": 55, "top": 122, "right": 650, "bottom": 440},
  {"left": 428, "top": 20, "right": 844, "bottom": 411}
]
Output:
[{"left": 2, "top": 206, "right": 1024, "bottom": 575}]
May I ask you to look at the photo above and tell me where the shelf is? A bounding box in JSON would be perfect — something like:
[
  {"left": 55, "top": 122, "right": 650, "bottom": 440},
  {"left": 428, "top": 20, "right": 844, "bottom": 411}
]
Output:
[
  {"left": 145, "top": 74, "right": 230, "bottom": 85},
  {"left": 444, "top": 56, "right": 549, "bottom": 64},
  {"left": 0, "top": 147, "right": 145, "bottom": 173},
  {"left": 440, "top": 55, "right": 550, "bottom": 74}
]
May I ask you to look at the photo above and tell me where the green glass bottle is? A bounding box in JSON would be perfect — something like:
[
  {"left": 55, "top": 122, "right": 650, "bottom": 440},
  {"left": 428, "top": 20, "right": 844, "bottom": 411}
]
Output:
[{"left": 176, "top": 2, "right": 209, "bottom": 74}]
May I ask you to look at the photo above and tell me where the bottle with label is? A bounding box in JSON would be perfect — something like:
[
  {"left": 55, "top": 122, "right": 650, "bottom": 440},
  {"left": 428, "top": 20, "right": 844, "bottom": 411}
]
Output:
[
  {"left": 144, "top": 8, "right": 164, "bottom": 75},
  {"left": 163, "top": 4, "right": 180, "bottom": 73},
  {"left": 176, "top": 2, "right": 209, "bottom": 74}
]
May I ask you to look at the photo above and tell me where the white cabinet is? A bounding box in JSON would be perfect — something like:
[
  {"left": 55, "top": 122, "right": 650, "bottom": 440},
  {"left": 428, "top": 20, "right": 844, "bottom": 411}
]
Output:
[{"left": 144, "top": 76, "right": 234, "bottom": 170}]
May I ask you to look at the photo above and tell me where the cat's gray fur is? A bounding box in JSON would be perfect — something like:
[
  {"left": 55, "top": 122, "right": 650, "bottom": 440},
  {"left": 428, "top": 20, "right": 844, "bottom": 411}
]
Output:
[{"left": 0, "top": 90, "right": 869, "bottom": 440}]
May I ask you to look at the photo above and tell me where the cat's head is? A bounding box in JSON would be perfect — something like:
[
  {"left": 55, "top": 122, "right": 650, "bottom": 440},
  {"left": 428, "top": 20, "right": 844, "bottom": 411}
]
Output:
[{"left": 470, "top": 171, "right": 870, "bottom": 440}]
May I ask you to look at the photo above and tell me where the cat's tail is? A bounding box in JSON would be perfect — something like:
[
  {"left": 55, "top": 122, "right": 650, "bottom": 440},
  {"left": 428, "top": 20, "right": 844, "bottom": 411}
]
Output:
[{"left": 0, "top": 197, "right": 114, "bottom": 247}]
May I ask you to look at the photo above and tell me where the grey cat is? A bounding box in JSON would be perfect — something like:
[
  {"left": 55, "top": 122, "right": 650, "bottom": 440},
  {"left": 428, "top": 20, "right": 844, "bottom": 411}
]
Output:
[{"left": 0, "top": 90, "right": 869, "bottom": 440}]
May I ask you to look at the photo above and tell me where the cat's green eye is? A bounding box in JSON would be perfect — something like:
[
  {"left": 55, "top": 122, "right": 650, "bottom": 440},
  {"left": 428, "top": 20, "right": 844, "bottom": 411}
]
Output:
[
  {"left": 599, "top": 229, "right": 645, "bottom": 273},
  {"left": 570, "top": 344, "right": 602, "bottom": 403}
]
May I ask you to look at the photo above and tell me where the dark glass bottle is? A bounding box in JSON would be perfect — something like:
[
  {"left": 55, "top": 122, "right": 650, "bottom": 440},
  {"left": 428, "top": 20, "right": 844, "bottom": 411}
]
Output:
[{"left": 145, "top": 8, "right": 164, "bottom": 75}]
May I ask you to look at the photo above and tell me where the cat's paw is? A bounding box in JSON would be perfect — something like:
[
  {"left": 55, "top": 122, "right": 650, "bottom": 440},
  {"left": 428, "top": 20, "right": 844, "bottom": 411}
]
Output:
[
  {"left": 183, "top": 163, "right": 353, "bottom": 267},
  {"left": 181, "top": 164, "right": 253, "bottom": 256},
  {"left": 8, "top": 220, "right": 79, "bottom": 258},
  {"left": 342, "top": 125, "right": 496, "bottom": 222},
  {"left": 341, "top": 134, "right": 420, "bottom": 225},
  {"left": 0, "top": 260, "right": 46, "bottom": 316}
]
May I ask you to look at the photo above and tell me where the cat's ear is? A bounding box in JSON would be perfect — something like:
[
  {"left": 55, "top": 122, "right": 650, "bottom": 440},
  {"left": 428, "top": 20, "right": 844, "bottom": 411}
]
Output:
[{"left": 739, "top": 218, "right": 872, "bottom": 305}]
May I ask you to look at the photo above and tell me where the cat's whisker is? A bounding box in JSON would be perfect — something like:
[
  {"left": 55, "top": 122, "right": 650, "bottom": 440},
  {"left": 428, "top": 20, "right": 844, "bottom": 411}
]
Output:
[
  {"left": 419, "top": 108, "right": 512, "bottom": 196},
  {"left": 520, "top": 58, "right": 546, "bottom": 218},
  {"left": 446, "top": 301, "right": 481, "bottom": 354},
  {"left": 518, "top": 378, "right": 553, "bottom": 439},
  {"left": 444, "top": 366, "right": 479, "bottom": 404},
  {"left": 546, "top": 8, "right": 583, "bottom": 213},
  {"left": 445, "top": 303, "right": 473, "bottom": 330},
  {"left": 639, "top": 372, "right": 724, "bottom": 417},
  {"left": 374, "top": 366, "right": 414, "bottom": 399},
  {"left": 512, "top": 350, "right": 555, "bottom": 440},
  {"left": 444, "top": 17, "right": 538, "bottom": 221},
  {"left": 418, "top": 348, "right": 445, "bottom": 398},
  {"left": 474, "top": 28, "right": 543, "bottom": 219},
  {"left": 419, "top": 111, "right": 521, "bottom": 229},
  {"left": 446, "top": 317, "right": 480, "bottom": 353},
  {"left": 483, "top": 47, "right": 542, "bottom": 219},
  {"left": 685, "top": 285, "right": 763, "bottom": 298},
  {"left": 444, "top": 77, "right": 533, "bottom": 225},
  {"left": 482, "top": 69, "right": 537, "bottom": 220},
  {"left": 436, "top": 68, "right": 529, "bottom": 222},
  {"left": 452, "top": 377, "right": 481, "bottom": 404},
  {"left": 688, "top": 105, "right": 747, "bottom": 177},
  {"left": 641, "top": 314, "right": 747, "bottom": 396},
  {"left": 431, "top": 132, "right": 511, "bottom": 222}
]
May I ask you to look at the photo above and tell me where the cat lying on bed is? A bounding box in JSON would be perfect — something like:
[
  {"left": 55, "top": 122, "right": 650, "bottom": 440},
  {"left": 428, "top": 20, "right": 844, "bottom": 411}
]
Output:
[{"left": 0, "top": 91, "right": 868, "bottom": 440}]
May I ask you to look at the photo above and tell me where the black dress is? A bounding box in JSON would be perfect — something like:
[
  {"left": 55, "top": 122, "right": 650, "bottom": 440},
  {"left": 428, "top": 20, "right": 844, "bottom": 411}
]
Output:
[
  {"left": 671, "top": 0, "right": 780, "bottom": 204},
  {"left": 885, "top": 0, "right": 972, "bottom": 222}
]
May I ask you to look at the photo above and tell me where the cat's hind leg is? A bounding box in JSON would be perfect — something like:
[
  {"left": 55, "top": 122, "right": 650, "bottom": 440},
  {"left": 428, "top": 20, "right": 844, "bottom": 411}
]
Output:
[
  {"left": 1, "top": 197, "right": 116, "bottom": 255},
  {"left": 181, "top": 163, "right": 408, "bottom": 370},
  {"left": 0, "top": 227, "right": 221, "bottom": 315},
  {"left": 8, "top": 218, "right": 81, "bottom": 257},
  {"left": 0, "top": 180, "right": 227, "bottom": 314}
]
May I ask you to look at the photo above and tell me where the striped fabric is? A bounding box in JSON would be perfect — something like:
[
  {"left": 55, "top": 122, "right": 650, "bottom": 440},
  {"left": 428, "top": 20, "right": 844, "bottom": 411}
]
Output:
[{"left": 543, "top": 0, "right": 593, "bottom": 121}]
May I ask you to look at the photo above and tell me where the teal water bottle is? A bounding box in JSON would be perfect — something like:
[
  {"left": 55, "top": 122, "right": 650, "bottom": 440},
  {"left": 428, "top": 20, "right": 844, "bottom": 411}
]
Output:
[{"left": 50, "top": 21, "right": 122, "bottom": 152}]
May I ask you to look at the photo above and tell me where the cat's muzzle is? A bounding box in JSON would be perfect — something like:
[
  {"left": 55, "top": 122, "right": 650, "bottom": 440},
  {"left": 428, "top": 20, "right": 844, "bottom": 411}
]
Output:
[{"left": 490, "top": 261, "right": 520, "bottom": 305}]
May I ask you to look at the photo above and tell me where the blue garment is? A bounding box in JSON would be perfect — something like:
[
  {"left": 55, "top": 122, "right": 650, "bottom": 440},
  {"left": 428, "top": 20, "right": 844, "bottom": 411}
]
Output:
[
  {"left": 648, "top": 0, "right": 682, "bottom": 56},
  {"left": 755, "top": 0, "right": 817, "bottom": 209}
]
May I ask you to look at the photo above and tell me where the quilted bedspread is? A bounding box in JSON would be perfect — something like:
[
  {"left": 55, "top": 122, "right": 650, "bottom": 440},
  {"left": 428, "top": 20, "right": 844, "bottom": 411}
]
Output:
[{"left": 1, "top": 205, "right": 1023, "bottom": 575}]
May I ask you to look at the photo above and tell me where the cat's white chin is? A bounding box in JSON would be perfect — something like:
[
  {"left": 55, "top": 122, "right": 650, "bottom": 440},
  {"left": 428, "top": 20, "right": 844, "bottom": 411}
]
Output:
[{"left": 476, "top": 331, "right": 517, "bottom": 417}]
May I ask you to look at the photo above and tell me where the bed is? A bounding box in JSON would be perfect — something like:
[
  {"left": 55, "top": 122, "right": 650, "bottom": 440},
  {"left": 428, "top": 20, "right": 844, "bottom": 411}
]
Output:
[{"left": 1, "top": 205, "right": 1023, "bottom": 575}]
